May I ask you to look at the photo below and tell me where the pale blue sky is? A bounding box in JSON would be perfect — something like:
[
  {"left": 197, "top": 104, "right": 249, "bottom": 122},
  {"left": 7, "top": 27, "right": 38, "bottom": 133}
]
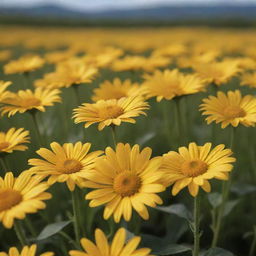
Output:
[{"left": 1, "top": 0, "right": 256, "bottom": 11}]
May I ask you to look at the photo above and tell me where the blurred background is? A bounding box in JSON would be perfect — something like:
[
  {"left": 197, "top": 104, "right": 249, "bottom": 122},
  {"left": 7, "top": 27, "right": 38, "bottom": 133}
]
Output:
[{"left": 0, "top": 0, "right": 256, "bottom": 27}]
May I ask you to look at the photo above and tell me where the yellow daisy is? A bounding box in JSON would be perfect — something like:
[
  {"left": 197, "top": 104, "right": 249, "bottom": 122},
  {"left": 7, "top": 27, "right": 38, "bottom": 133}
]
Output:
[
  {"left": 73, "top": 96, "right": 149, "bottom": 131},
  {"left": 4, "top": 55, "right": 45, "bottom": 74},
  {"left": 240, "top": 72, "right": 256, "bottom": 88},
  {"left": 160, "top": 142, "right": 236, "bottom": 197},
  {"left": 200, "top": 90, "right": 256, "bottom": 128},
  {"left": 0, "top": 171, "right": 51, "bottom": 228},
  {"left": 91, "top": 78, "right": 146, "bottom": 102},
  {"left": 83, "top": 143, "right": 165, "bottom": 222},
  {"left": 28, "top": 142, "right": 103, "bottom": 191},
  {"left": 0, "top": 88, "right": 61, "bottom": 117},
  {"left": 56, "top": 60, "right": 98, "bottom": 87},
  {"left": 143, "top": 69, "right": 206, "bottom": 102},
  {"left": 111, "top": 56, "right": 147, "bottom": 72},
  {"left": 194, "top": 60, "right": 240, "bottom": 86},
  {"left": 0, "top": 128, "right": 30, "bottom": 154},
  {"left": 0, "top": 81, "right": 12, "bottom": 102},
  {"left": 69, "top": 228, "right": 153, "bottom": 256},
  {"left": 0, "top": 244, "right": 54, "bottom": 256}
]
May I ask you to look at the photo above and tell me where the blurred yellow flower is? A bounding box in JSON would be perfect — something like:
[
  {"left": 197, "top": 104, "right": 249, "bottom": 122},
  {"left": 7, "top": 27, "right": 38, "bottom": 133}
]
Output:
[
  {"left": 1, "top": 88, "right": 61, "bottom": 117},
  {"left": 143, "top": 69, "right": 206, "bottom": 102},
  {"left": 83, "top": 143, "right": 165, "bottom": 222},
  {"left": 200, "top": 90, "right": 256, "bottom": 128},
  {"left": 4, "top": 55, "right": 45, "bottom": 74},
  {"left": 240, "top": 72, "right": 256, "bottom": 88},
  {"left": 56, "top": 62, "right": 98, "bottom": 87},
  {"left": 28, "top": 142, "right": 102, "bottom": 191},
  {"left": 194, "top": 60, "right": 240, "bottom": 86},
  {"left": 0, "top": 171, "right": 51, "bottom": 228},
  {"left": 92, "top": 78, "right": 146, "bottom": 102},
  {"left": 0, "top": 128, "right": 30, "bottom": 154},
  {"left": 73, "top": 96, "right": 149, "bottom": 131},
  {"left": 161, "top": 142, "right": 235, "bottom": 197},
  {"left": 0, "top": 50, "right": 12, "bottom": 62},
  {"left": 0, "top": 244, "right": 54, "bottom": 256},
  {"left": 152, "top": 43, "right": 186, "bottom": 57},
  {"left": 0, "top": 81, "right": 12, "bottom": 102},
  {"left": 112, "top": 55, "right": 170, "bottom": 72},
  {"left": 69, "top": 228, "right": 153, "bottom": 256}
]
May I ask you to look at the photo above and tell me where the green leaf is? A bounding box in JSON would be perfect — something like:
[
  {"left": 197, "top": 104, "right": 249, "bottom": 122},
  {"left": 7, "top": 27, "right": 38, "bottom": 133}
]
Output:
[
  {"left": 203, "top": 247, "right": 234, "bottom": 256},
  {"left": 153, "top": 244, "right": 191, "bottom": 255},
  {"left": 36, "top": 220, "right": 71, "bottom": 241},
  {"left": 136, "top": 132, "right": 155, "bottom": 146},
  {"left": 223, "top": 200, "right": 239, "bottom": 217},
  {"left": 231, "top": 183, "right": 256, "bottom": 196},
  {"left": 156, "top": 204, "right": 192, "bottom": 220},
  {"left": 208, "top": 192, "right": 222, "bottom": 208}
]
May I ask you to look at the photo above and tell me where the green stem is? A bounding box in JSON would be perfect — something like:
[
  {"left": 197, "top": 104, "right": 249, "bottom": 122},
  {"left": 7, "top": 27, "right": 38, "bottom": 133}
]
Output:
[
  {"left": 24, "top": 217, "right": 37, "bottom": 237},
  {"left": 59, "top": 231, "right": 80, "bottom": 250},
  {"left": 249, "top": 226, "right": 256, "bottom": 256},
  {"left": 73, "top": 85, "right": 81, "bottom": 106},
  {"left": 14, "top": 221, "right": 28, "bottom": 246},
  {"left": 211, "top": 127, "right": 236, "bottom": 248},
  {"left": 30, "top": 112, "right": 43, "bottom": 147},
  {"left": 162, "top": 100, "right": 172, "bottom": 146},
  {"left": 0, "top": 157, "right": 8, "bottom": 173},
  {"left": 111, "top": 126, "right": 117, "bottom": 147},
  {"left": 174, "top": 98, "right": 182, "bottom": 145},
  {"left": 72, "top": 189, "right": 81, "bottom": 245},
  {"left": 193, "top": 195, "right": 201, "bottom": 256}
]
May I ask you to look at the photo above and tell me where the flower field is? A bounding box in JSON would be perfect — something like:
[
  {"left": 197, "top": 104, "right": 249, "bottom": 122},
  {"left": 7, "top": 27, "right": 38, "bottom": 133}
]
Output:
[{"left": 0, "top": 26, "right": 256, "bottom": 256}]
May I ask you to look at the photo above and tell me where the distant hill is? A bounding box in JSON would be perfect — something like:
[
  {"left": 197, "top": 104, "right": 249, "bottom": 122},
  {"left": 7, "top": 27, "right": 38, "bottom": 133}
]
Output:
[{"left": 0, "top": 4, "right": 256, "bottom": 20}]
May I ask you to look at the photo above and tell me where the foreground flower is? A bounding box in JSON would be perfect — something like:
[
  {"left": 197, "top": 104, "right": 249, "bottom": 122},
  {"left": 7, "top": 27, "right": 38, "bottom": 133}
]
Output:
[
  {"left": 4, "top": 55, "right": 45, "bottom": 74},
  {"left": 73, "top": 96, "right": 149, "bottom": 131},
  {"left": 0, "top": 81, "right": 12, "bottom": 102},
  {"left": 143, "top": 69, "right": 206, "bottom": 102},
  {"left": 92, "top": 78, "right": 146, "bottom": 102},
  {"left": 161, "top": 142, "right": 235, "bottom": 197},
  {"left": 1, "top": 88, "right": 61, "bottom": 117},
  {"left": 0, "top": 244, "right": 54, "bottom": 256},
  {"left": 0, "top": 128, "right": 30, "bottom": 154},
  {"left": 83, "top": 143, "right": 165, "bottom": 222},
  {"left": 28, "top": 142, "right": 102, "bottom": 191},
  {"left": 69, "top": 228, "right": 153, "bottom": 256},
  {"left": 0, "top": 171, "right": 51, "bottom": 228},
  {"left": 194, "top": 60, "right": 240, "bottom": 86},
  {"left": 200, "top": 90, "right": 256, "bottom": 128}
]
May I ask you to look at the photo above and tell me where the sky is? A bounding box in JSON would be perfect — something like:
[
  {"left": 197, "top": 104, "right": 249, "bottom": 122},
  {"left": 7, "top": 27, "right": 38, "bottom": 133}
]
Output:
[{"left": 1, "top": 0, "right": 256, "bottom": 11}]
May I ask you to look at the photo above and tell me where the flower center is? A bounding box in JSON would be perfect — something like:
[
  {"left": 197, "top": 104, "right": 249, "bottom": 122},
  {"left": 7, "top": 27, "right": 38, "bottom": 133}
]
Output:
[
  {"left": 181, "top": 160, "right": 208, "bottom": 177},
  {"left": 0, "top": 141, "right": 10, "bottom": 151},
  {"left": 21, "top": 97, "right": 41, "bottom": 107},
  {"left": 99, "top": 105, "right": 124, "bottom": 119},
  {"left": 62, "top": 159, "right": 83, "bottom": 174},
  {"left": 113, "top": 171, "right": 141, "bottom": 197},
  {"left": 0, "top": 188, "right": 23, "bottom": 212},
  {"left": 224, "top": 106, "right": 246, "bottom": 119}
]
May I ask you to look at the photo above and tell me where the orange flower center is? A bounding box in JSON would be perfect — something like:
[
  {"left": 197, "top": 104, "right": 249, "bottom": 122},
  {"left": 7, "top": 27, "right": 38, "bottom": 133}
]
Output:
[
  {"left": 99, "top": 105, "right": 123, "bottom": 119},
  {"left": 181, "top": 160, "right": 208, "bottom": 177},
  {"left": 0, "top": 188, "right": 23, "bottom": 212},
  {"left": 224, "top": 106, "right": 246, "bottom": 119},
  {"left": 113, "top": 171, "right": 141, "bottom": 197},
  {"left": 0, "top": 141, "right": 10, "bottom": 151},
  {"left": 21, "top": 97, "right": 41, "bottom": 108},
  {"left": 62, "top": 159, "right": 83, "bottom": 174}
]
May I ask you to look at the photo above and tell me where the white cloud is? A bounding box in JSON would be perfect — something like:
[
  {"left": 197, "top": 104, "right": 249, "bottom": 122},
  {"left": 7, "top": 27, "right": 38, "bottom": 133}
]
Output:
[{"left": 1, "top": 0, "right": 256, "bottom": 10}]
